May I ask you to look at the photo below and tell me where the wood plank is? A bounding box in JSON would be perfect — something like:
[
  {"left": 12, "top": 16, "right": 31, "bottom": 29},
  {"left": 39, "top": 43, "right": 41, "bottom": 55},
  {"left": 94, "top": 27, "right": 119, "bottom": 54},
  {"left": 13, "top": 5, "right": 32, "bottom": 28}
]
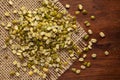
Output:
[{"left": 58, "top": 0, "right": 120, "bottom": 80}]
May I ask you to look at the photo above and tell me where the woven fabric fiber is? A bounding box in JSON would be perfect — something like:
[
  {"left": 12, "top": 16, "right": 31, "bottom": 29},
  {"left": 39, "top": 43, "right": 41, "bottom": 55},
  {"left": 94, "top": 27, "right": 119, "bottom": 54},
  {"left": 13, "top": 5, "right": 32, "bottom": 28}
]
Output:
[{"left": 0, "top": 0, "right": 87, "bottom": 80}]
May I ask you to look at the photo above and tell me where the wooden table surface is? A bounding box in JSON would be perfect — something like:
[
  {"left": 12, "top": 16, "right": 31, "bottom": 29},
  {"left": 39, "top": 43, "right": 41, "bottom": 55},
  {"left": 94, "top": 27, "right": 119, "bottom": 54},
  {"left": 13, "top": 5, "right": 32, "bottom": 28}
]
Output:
[{"left": 58, "top": 0, "right": 120, "bottom": 80}]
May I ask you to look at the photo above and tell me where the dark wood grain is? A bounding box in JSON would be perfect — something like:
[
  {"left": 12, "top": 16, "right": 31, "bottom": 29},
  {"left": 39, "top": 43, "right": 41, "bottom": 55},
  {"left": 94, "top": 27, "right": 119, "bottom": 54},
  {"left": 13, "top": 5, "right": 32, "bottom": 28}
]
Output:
[{"left": 58, "top": 0, "right": 120, "bottom": 80}]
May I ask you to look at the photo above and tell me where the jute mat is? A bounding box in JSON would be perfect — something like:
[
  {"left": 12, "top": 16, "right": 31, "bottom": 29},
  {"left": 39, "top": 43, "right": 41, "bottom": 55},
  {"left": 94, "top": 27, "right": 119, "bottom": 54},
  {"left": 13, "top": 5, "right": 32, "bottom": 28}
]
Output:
[{"left": 0, "top": 0, "right": 87, "bottom": 80}]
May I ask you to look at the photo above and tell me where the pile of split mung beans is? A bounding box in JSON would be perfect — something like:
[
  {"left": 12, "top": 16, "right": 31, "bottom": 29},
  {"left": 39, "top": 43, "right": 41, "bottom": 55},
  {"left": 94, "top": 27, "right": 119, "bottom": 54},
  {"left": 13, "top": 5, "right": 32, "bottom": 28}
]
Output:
[{"left": 0, "top": 0, "right": 110, "bottom": 78}]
